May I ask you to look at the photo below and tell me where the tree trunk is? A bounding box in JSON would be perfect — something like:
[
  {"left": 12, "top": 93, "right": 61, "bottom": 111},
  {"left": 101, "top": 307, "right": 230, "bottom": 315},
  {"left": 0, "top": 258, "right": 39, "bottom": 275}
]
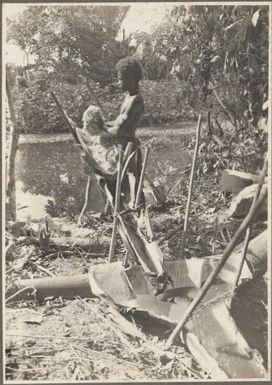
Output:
[{"left": 6, "top": 78, "right": 20, "bottom": 222}]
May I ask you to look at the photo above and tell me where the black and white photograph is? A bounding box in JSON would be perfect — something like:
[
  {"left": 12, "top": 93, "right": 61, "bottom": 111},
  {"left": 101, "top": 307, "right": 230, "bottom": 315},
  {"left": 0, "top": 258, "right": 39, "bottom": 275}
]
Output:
[{"left": 2, "top": 1, "right": 271, "bottom": 382}]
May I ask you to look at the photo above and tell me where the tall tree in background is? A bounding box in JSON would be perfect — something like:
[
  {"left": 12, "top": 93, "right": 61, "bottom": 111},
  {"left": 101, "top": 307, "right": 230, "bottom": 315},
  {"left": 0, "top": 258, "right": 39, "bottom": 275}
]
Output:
[{"left": 7, "top": 5, "right": 131, "bottom": 84}]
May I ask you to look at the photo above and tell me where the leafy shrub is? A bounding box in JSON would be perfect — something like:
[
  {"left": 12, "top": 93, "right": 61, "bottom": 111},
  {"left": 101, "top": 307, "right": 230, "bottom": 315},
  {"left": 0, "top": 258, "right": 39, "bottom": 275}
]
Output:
[
  {"left": 8, "top": 65, "right": 199, "bottom": 134},
  {"left": 140, "top": 80, "right": 198, "bottom": 126}
]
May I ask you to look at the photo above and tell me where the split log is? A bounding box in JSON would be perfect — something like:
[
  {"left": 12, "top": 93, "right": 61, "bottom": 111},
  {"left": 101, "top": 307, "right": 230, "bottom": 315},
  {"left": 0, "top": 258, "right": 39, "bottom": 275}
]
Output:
[
  {"left": 228, "top": 183, "right": 267, "bottom": 218},
  {"left": 220, "top": 170, "right": 266, "bottom": 195}
]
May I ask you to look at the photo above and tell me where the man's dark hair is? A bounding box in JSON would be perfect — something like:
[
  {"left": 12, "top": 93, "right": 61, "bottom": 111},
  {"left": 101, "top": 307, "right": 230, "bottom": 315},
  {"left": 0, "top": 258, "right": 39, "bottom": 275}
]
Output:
[{"left": 116, "top": 56, "right": 142, "bottom": 82}]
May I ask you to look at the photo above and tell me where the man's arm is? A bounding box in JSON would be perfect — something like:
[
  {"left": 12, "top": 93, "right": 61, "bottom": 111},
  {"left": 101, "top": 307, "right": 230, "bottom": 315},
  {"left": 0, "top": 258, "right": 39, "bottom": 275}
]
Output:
[{"left": 105, "top": 95, "right": 144, "bottom": 136}]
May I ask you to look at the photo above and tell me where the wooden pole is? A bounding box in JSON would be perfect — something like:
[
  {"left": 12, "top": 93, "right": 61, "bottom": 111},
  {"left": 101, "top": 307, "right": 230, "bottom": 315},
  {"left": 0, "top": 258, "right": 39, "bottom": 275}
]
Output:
[
  {"left": 108, "top": 146, "right": 123, "bottom": 262},
  {"left": 165, "top": 184, "right": 267, "bottom": 349},
  {"left": 6, "top": 78, "right": 20, "bottom": 222},
  {"left": 135, "top": 145, "right": 150, "bottom": 209},
  {"left": 180, "top": 114, "right": 202, "bottom": 259}
]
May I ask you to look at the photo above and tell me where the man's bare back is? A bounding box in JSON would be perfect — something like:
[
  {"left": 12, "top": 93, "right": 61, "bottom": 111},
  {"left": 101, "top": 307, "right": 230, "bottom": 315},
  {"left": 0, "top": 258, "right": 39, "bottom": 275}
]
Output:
[{"left": 105, "top": 92, "right": 144, "bottom": 141}]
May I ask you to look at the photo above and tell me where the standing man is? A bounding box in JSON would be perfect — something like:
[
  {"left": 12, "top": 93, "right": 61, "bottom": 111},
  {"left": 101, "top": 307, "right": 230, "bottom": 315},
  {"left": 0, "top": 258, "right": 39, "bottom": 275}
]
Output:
[
  {"left": 106, "top": 56, "right": 144, "bottom": 144},
  {"left": 81, "top": 56, "right": 145, "bottom": 210}
]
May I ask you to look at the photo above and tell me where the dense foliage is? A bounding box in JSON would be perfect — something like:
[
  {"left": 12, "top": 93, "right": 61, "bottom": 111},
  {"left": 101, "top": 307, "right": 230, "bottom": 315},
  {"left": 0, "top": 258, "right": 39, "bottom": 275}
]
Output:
[
  {"left": 6, "top": 5, "right": 269, "bottom": 133},
  {"left": 144, "top": 5, "right": 269, "bottom": 127}
]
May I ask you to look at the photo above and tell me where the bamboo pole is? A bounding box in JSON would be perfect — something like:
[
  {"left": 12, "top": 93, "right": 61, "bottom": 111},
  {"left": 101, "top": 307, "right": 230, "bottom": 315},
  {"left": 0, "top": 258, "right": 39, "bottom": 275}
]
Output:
[
  {"left": 108, "top": 146, "right": 123, "bottom": 262},
  {"left": 165, "top": 184, "right": 267, "bottom": 349},
  {"left": 180, "top": 114, "right": 202, "bottom": 259}
]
